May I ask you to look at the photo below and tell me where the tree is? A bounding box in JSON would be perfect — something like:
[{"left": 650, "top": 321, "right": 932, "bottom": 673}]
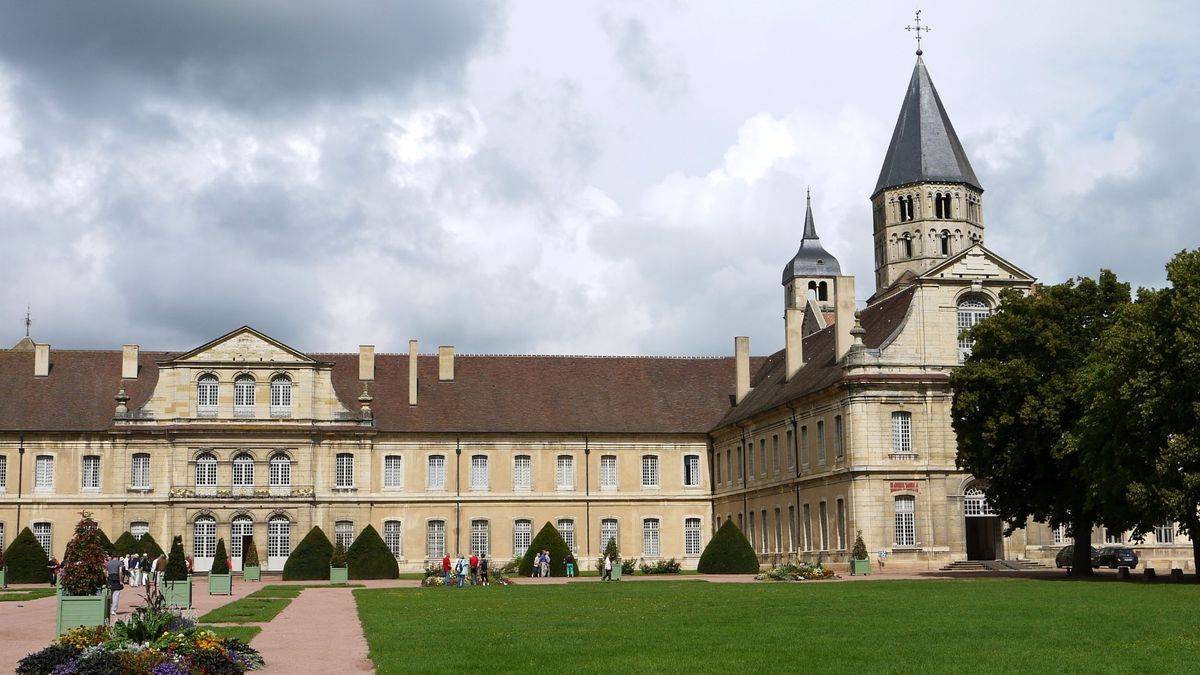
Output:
[
  {"left": 851, "top": 531, "right": 869, "bottom": 561},
  {"left": 242, "top": 537, "right": 260, "bottom": 568},
  {"left": 282, "top": 526, "right": 333, "bottom": 581},
  {"left": 596, "top": 536, "right": 621, "bottom": 573},
  {"left": 951, "top": 272, "right": 1131, "bottom": 576},
  {"left": 211, "top": 539, "right": 230, "bottom": 575},
  {"left": 164, "top": 536, "right": 189, "bottom": 581},
  {"left": 518, "top": 522, "right": 572, "bottom": 577},
  {"left": 347, "top": 525, "right": 399, "bottom": 579},
  {"left": 139, "top": 533, "right": 165, "bottom": 559},
  {"left": 696, "top": 519, "right": 759, "bottom": 574},
  {"left": 60, "top": 511, "right": 109, "bottom": 596},
  {"left": 112, "top": 532, "right": 140, "bottom": 556},
  {"left": 4, "top": 528, "right": 50, "bottom": 584}
]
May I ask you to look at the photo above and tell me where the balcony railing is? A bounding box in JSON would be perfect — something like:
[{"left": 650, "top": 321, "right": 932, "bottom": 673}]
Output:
[{"left": 169, "top": 484, "right": 315, "bottom": 500}]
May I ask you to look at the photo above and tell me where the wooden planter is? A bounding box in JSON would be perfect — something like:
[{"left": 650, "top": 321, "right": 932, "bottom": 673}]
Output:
[
  {"left": 208, "top": 573, "right": 233, "bottom": 595},
  {"left": 0, "top": 566, "right": 6, "bottom": 588},
  {"left": 329, "top": 566, "right": 349, "bottom": 584},
  {"left": 243, "top": 565, "right": 261, "bottom": 582},
  {"left": 56, "top": 588, "right": 110, "bottom": 635},
  {"left": 850, "top": 559, "right": 871, "bottom": 576},
  {"left": 610, "top": 566, "right": 622, "bottom": 581},
  {"left": 163, "top": 577, "right": 193, "bottom": 608}
]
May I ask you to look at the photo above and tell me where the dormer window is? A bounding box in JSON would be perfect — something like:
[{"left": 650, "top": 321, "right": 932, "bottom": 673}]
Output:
[
  {"left": 234, "top": 375, "right": 255, "bottom": 418},
  {"left": 197, "top": 375, "right": 218, "bottom": 417},
  {"left": 270, "top": 375, "right": 292, "bottom": 418}
]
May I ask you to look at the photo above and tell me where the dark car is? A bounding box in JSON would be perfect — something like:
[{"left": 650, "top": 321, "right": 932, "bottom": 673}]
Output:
[
  {"left": 1097, "top": 546, "right": 1139, "bottom": 569},
  {"left": 1055, "top": 545, "right": 1100, "bottom": 569}
]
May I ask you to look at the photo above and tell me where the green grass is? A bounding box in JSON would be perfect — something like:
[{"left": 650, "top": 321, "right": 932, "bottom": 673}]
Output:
[
  {"left": 197, "top": 597, "right": 292, "bottom": 624},
  {"left": 355, "top": 578, "right": 1200, "bottom": 673},
  {"left": 247, "top": 585, "right": 305, "bottom": 599},
  {"left": 202, "top": 625, "right": 262, "bottom": 643},
  {"left": 0, "top": 588, "right": 57, "bottom": 602}
]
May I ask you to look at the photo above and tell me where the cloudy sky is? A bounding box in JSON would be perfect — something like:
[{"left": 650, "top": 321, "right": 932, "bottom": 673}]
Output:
[{"left": 1, "top": 1, "right": 1196, "bottom": 356}]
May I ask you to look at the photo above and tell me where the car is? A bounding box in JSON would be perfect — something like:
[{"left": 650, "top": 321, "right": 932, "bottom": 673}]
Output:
[
  {"left": 1097, "top": 546, "right": 1139, "bottom": 569},
  {"left": 1055, "top": 545, "right": 1100, "bottom": 569}
]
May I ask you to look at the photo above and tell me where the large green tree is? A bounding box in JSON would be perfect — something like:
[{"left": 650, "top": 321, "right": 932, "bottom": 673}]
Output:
[{"left": 951, "top": 271, "right": 1130, "bottom": 575}]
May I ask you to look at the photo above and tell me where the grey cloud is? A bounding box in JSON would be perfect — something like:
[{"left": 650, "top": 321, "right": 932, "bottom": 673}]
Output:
[{"left": 601, "top": 14, "right": 688, "bottom": 98}]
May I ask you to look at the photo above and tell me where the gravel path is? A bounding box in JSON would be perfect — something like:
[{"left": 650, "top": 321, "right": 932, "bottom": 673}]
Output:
[{"left": 253, "top": 587, "right": 374, "bottom": 674}]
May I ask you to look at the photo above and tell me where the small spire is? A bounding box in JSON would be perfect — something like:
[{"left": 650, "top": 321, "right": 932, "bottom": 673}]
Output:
[
  {"left": 802, "top": 189, "right": 818, "bottom": 240},
  {"left": 24, "top": 305, "right": 31, "bottom": 337},
  {"left": 905, "top": 9, "right": 932, "bottom": 56}
]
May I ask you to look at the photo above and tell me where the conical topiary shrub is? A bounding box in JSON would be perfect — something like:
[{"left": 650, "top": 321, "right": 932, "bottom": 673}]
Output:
[
  {"left": 282, "top": 526, "right": 334, "bottom": 581},
  {"left": 518, "top": 522, "right": 573, "bottom": 577},
  {"left": 851, "top": 531, "right": 869, "bottom": 560},
  {"left": 112, "top": 532, "right": 140, "bottom": 556},
  {"left": 697, "top": 519, "right": 759, "bottom": 574},
  {"left": 211, "top": 539, "right": 230, "bottom": 575},
  {"left": 164, "top": 536, "right": 189, "bottom": 581},
  {"left": 243, "top": 538, "right": 260, "bottom": 567},
  {"left": 347, "top": 525, "right": 399, "bottom": 579},
  {"left": 60, "top": 511, "right": 109, "bottom": 596},
  {"left": 4, "top": 528, "right": 50, "bottom": 583},
  {"left": 96, "top": 529, "right": 116, "bottom": 556},
  {"left": 139, "top": 533, "right": 165, "bottom": 559}
]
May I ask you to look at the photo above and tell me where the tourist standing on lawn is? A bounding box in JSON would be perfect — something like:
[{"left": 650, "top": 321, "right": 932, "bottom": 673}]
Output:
[
  {"left": 106, "top": 554, "right": 124, "bottom": 618},
  {"left": 442, "top": 554, "right": 452, "bottom": 587},
  {"left": 602, "top": 555, "right": 612, "bottom": 581},
  {"left": 469, "top": 553, "right": 479, "bottom": 586},
  {"left": 455, "top": 555, "right": 467, "bottom": 588},
  {"left": 540, "top": 550, "right": 550, "bottom": 577},
  {"left": 564, "top": 552, "right": 576, "bottom": 578},
  {"left": 479, "top": 555, "right": 489, "bottom": 586}
]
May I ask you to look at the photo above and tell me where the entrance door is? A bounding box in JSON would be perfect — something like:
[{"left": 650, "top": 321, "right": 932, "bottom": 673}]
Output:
[
  {"left": 963, "top": 487, "right": 1000, "bottom": 561},
  {"left": 231, "top": 517, "right": 253, "bottom": 572},
  {"left": 267, "top": 517, "right": 290, "bottom": 571},
  {"left": 193, "top": 516, "right": 216, "bottom": 572}
]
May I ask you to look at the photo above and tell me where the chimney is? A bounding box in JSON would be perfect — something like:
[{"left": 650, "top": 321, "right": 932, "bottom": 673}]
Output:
[
  {"left": 34, "top": 343, "right": 50, "bottom": 377},
  {"left": 408, "top": 339, "right": 419, "bottom": 406},
  {"left": 358, "top": 345, "right": 375, "bottom": 381},
  {"left": 122, "top": 344, "right": 139, "bottom": 379},
  {"left": 438, "top": 346, "right": 455, "bottom": 381},
  {"left": 834, "top": 276, "right": 857, "bottom": 361},
  {"left": 734, "top": 336, "right": 751, "bottom": 404},
  {"left": 785, "top": 308, "right": 803, "bottom": 381}
]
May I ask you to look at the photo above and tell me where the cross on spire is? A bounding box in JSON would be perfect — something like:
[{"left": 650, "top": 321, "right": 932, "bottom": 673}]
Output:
[
  {"left": 905, "top": 9, "right": 932, "bottom": 56},
  {"left": 24, "top": 305, "right": 31, "bottom": 337}
]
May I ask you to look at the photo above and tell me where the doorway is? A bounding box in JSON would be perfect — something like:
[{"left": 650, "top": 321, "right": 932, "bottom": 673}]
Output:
[{"left": 963, "top": 486, "right": 1001, "bottom": 561}]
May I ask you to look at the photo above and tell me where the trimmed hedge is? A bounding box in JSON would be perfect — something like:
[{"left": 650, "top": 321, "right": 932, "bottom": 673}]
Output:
[
  {"left": 165, "top": 536, "right": 189, "bottom": 581},
  {"left": 97, "top": 529, "right": 116, "bottom": 555},
  {"left": 282, "top": 526, "right": 334, "bottom": 581},
  {"left": 347, "top": 525, "right": 399, "bottom": 580},
  {"left": 4, "top": 527, "right": 51, "bottom": 584},
  {"left": 518, "top": 522, "right": 573, "bottom": 577},
  {"left": 139, "top": 533, "right": 165, "bottom": 559},
  {"left": 697, "top": 519, "right": 759, "bottom": 574},
  {"left": 112, "top": 531, "right": 140, "bottom": 556},
  {"left": 242, "top": 537, "right": 260, "bottom": 567},
  {"left": 211, "top": 539, "right": 231, "bottom": 575}
]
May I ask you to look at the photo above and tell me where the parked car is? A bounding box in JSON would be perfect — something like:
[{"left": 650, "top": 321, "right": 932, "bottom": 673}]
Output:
[
  {"left": 1097, "top": 546, "right": 1139, "bottom": 569},
  {"left": 1055, "top": 545, "right": 1100, "bottom": 569}
]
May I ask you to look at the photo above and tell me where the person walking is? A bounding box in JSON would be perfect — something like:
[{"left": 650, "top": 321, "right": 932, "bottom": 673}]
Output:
[
  {"left": 469, "top": 553, "right": 479, "bottom": 586},
  {"left": 564, "top": 552, "right": 576, "bottom": 578},
  {"left": 479, "top": 555, "right": 489, "bottom": 586},
  {"left": 106, "top": 555, "right": 124, "bottom": 620},
  {"left": 442, "top": 554, "right": 452, "bottom": 588},
  {"left": 47, "top": 556, "right": 59, "bottom": 587},
  {"left": 455, "top": 555, "right": 467, "bottom": 588},
  {"left": 153, "top": 553, "right": 168, "bottom": 590},
  {"left": 603, "top": 555, "right": 612, "bottom": 581}
]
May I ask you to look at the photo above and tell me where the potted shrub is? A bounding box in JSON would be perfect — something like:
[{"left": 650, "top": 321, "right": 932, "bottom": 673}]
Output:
[
  {"left": 696, "top": 520, "right": 760, "bottom": 574},
  {"left": 347, "top": 525, "right": 399, "bottom": 580},
  {"left": 56, "top": 511, "right": 111, "bottom": 635},
  {"left": 242, "top": 536, "right": 261, "bottom": 581},
  {"left": 282, "top": 526, "right": 333, "bottom": 581},
  {"left": 850, "top": 531, "right": 871, "bottom": 576},
  {"left": 208, "top": 538, "right": 233, "bottom": 595},
  {"left": 329, "top": 540, "right": 349, "bottom": 584},
  {"left": 0, "top": 541, "right": 6, "bottom": 588},
  {"left": 597, "top": 537, "right": 623, "bottom": 581},
  {"left": 4, "top": 527, "right": 51, "bottom": 584},
  {"left": 162, "top": 536, "right": 192, "bottom": 608}
]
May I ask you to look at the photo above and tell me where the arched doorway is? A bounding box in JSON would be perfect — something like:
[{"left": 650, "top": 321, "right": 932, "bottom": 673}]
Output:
[{"left": 963, "top": 487, "right": 1002, "bottom": 560}]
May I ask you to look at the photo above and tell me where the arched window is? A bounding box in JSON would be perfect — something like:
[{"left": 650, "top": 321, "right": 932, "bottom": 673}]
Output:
[
  {"left": 901, "top": 233, "right": 913, "bottom": 259},
  {"left": 232, "top": 453, "right": 254, "bottom": 488},
  {"left": 807, "top": 280, "right": 817, "bottom": 300},
  {"left": 270, "top": 375, "right": 292, "bottom": 417},
  {"left": 193, "top": 515, "right": 216, "bottom": 561},
  {"left": 940, "top": 229, "right": 951, "bottom": 255},
  {"left": 899, "top": 195, "right": 915, "bottom": 222},
  {"left": 935, "top": 192, "right": 951, "bottom": 219},
  {"left": 269, "top": 453, "right": 291, "bottom": 492},
  {"left": 195, "top": 452, "right": 217, "bottom": 492},
  {"left": 383, "top": 521, "right": 402, "bottom": 558},
  {"left": 197, "top": 375, "right": 218, "bottom": 415},
  {"left": 817, "top": 281, "right": 828, "bottom": 301},
  {"left": 957, "top": 297, "right": 991, "bottom": 361},
  {"left": 268, "top": 515, "right": 291, "bottom": 568},
  {"left": 234, "top": 375, "right": 255, "bottom": 416},
  {"left": 335, "top": 520, "right": 354, "bottom": 549},
  {"left": 963, "top": 487, "right": 995, "bottom": 516},
  {"left": 231, "top": 515, "right": 253, "bottom": 563}
]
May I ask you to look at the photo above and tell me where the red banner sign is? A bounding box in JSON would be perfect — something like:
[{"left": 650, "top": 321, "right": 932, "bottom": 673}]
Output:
[{"left": 890, "top": 481, "right": 919, "bottom": 493}]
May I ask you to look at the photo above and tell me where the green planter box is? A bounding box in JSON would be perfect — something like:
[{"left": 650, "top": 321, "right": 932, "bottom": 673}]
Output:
[
  {"left": 329, "top": 566, "right": 349, "bottom": 584},
  {"left": 163, "top": 577, "right": 193, "bottom": 608},
  {"left": 851, "top": 559, "right": 871, "bottom": 576},
  {"left": 208, "top": 573, "right": 233, "bottom": 595},
  {"left": 243, "top": 565, "right": 261, "bottom": 582},
  {"left": 56, "top": 589, "right": 110, "bottom": 635},
  {"left": 0, "top": 567, "right": 6, "bottom": 588},
  {"left": 610, "top": 565, "right": 622, "bottom": 581}
]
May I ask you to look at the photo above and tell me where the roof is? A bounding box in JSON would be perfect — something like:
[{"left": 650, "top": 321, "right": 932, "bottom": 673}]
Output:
[
  {"left": 781, "top": 192, "right": 842, "bottom": 282},
  {"left": 715, "top": 286, "right": 916, "bottom": 428},
  {"left": 873, "top": 56, "right": 981, "bottom": 197}
]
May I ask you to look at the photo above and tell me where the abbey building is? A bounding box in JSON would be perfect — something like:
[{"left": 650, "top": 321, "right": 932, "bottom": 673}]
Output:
[{"left": 1, "top": 54, "right": 1191, "bottom": 572}]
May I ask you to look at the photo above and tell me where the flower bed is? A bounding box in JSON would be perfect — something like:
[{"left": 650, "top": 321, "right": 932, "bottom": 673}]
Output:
[{"left": 755, "top": 562, "right": 837, "bottom": 581}]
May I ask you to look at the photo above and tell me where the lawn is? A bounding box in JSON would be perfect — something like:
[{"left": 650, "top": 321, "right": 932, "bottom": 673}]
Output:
[
  {"left": 354, "top": 578, "right": 1200, "bottom": 673},
  {"left": 197, "top": 597, "right": 292, "bottom": 624},
  {"left": 203, "top": 625, "right": 262, "bottom": 644},
  {"left": 0, "top": 588, "right": 57, "bottom": 602}
]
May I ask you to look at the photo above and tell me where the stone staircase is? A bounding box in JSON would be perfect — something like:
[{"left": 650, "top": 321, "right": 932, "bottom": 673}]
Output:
[{"left": 939, "top": 559, "right": 1054, "bottom": 572}]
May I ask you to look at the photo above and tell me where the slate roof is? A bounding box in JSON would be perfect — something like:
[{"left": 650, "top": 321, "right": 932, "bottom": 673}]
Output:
[
  {"left": 873, "top": 56, "right": 981, "bottom": 197},
  {"left": 781, "top": 192, "right": 842, "bottom": 282}
]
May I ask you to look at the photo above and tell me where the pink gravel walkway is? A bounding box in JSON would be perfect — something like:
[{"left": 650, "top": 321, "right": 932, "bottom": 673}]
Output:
[{"left": 254, "top": 587, "right": 373, "bottom": 674}]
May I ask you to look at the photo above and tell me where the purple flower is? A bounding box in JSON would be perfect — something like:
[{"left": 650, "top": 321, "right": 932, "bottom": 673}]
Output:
[
  {"left": 152, "top": 661, "right": 189, "bottom": 675},
  {"left": 50, "top": 660, "right": 79, "bottom": 675}
]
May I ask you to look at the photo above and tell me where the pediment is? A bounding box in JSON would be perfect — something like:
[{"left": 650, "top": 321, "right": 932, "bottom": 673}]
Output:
[
  {"left": 169, "top": 326, "right": 315, "bottom": 364},
  {"left": 919, "top": 245, "right": 1036, "bottom": 283}
]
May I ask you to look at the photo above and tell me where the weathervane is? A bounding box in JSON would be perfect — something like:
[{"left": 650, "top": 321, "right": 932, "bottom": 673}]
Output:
[{"left": 905, "top": 9, "right": 932, "bottom": 56}]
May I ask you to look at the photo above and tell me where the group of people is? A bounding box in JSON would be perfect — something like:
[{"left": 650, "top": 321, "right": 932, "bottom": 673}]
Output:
[
  {"left": 44, "top": 550, "right": 178, "bottom": 619},
  {"left": 440, "top": 553, "right": 490, "bottom": 587},
  {"left": 529, "top": 551, "right": 577, "bottom": 577}
]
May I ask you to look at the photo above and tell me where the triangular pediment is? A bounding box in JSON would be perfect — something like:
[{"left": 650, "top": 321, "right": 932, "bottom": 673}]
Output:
[
  {"left": 919, "top": 245, "right": 1036, "bottom": 283},
  {"left": 169, "top": 326, "right": 315, "bottom": 364}
]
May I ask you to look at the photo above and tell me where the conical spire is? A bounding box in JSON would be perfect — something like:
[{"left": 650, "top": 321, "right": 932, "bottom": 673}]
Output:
[
  {"left": 873, "top": 55, "right": 981, "bottom": 197},
  {"left": 781, "top": 189, "right": 842, "bottom": 283}
]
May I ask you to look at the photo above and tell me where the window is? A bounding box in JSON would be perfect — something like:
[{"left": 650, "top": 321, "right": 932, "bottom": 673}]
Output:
[
  {"left": 335, "top": 521, "right": 354, "bottom": 549},
  {"left": 231, "top": 516, "right": 252, "bottom": 561},
  {"left": 268, "top": 516, "right": 291, "bottom": 560},
  {"left": 726, "top": 449, "right": 732, "bottom": 485},
  {"left": 774, "top": 508, "right": 783, "bottom": 554},
  {"left": 899, "top": 194, "right": 915, "bottom": 222},
  {"left": 193, "top": 516, "right": 216, "bottom": 559},
  {"left": 513, "top": 455, "right": 532, "bottom": 491},
  {"left": 0, "top": 454, "right": 5, "bottom": 492},
  {"left": 234, "top": 375, "right": 255, "bottom": 415},
  {"left": 786, "top": 430, "right": 794, "bottom": 468},
  {"left": 901, "top": 232, "right": 913, "bottom": 258},
  {"left": 1051, "top": 524, "right": 1067, "bottom": 545},
  {"left": 195, "top": 452, "right": 217, "bottom": 490},
  {"left": 935, "top": 192, "right": 951, "bottom": 219},
  {"left": 1155, "top": 524, "right": 1175, "bottom": 544},
  {"left": 737, "top": 446, "right": 743, "bottom": 480},
  {"left": 1104, "top": 529, "right": 1123, "bottom": 544},
  {"left": 600, "top": 518, "right": 618, "bottom": 552},
  {"left": 0, "top": 522, "right": 4, "bottom": 552},
  {"left": 963, "top": 487, "right": 995, "bottom": 516},
  {"left": 556, "top": 455, "right": 575, "bottom": 490},
  {"left": 748, "top": 511, "right": 756, "bottom": 550},
  {"left": 471, "top": 520, "right": 489, "bottom": 556},
  {"left": 714, "top": 453, "right": 722, "bottom": 486},
  {"left": 761, "top": 509, "right": 769, "bottom": 553},
  {"left": 232, "top": 453, "right": 254, "bottom": 488},
  {"left": 641, "top": 455, "right": 660, "bottom": 488},
  {"left": 557, "top": 518, "right": 576, "bottom": 552},
  {"left": 426, "top": 520, "right": 446, "bottom": 559},
  {"left": 772, "top": 435, "right": 780, "bottom": 472},
  {"left": 130, "top": 453, "right": 150, "bottom": 490},
  {"left": 384, "top": 521, "right": 402, "bottom": 558},
  {"left": 801, "top": 426, "right": 809, "bottom": 468},
  {"left": 759, "top": 439, "right": 766, "bottom": 476},
  {"left": 836, "top": 498, "right": 847, "bottom": 550},
  {"left": 891, "top": 412, "right": 913, "bottom": 456},
  {"left": 335, "top": 453, "right": 354, "bottom": 488},
  {"left": 383, "top": 455, "right": 403, "bottom": 489},
  {"left": 270, "top": 375, "right": 292, "bottom": 416},
  {"left": 35, "top": 455, "right": 53, "bottom": 491},
  {"left": 81, "top": 455, "right": 100, "bottom": 490},
  {"left": 818, "top": 502, "right": 829, "bottom": 550},
  {"left": 788, "top": 506, "right": 797, "bottom": 552},
  {"left": 958, "top": 297, "right": 991, "bottom": 361},
  {"left": 599, "top": 455, "right": 616, "bottom": 490},
  {"left": 427, "top": 455, "right": 446, "bottom": 490},
  {"left": 816, "top": 421, "right": 826, "bottom": 465},
  {"left": 197, "top": 375, "right": 218, "bottom": 414},
  {"left": 130, "top": 522, "right": 149, "bottom": 540},
  {"left": 684, "top": 518, "right": 702, "bottom": 556},
  {"left": 803, "top": 504, "right": 813, "bottom": 551},
  {"left": 514, "top": 519, "right": 532, "bottom": 557},
  {"left": 737, "top": 512, "right": 743, "bottom": 531},
  {"left": 683, "top": 455, "right": 700, "bottom": 487},
  {"left": 643, "top": 518, "right": 661, "bottom": 557},
  {"left": 834, "top": 416, "right": 844, "bottom": 460},
  {"left": 269, "top": 453, "right": 291, "bottom": 490},
  {"left": 940, "top": 229, "right": 951, "bottom": 255},
  {"left": 34, "top": 522, "right": 52, "bottom": 557},
  {"left": 895, "top": 496, "right": 916, "bottom": 547},
  {"left": 470, "top": 455, "right": 489, "bottom": 491},
  {"left": 747, "top": 441, "right": 755, "bottom": 478}
]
